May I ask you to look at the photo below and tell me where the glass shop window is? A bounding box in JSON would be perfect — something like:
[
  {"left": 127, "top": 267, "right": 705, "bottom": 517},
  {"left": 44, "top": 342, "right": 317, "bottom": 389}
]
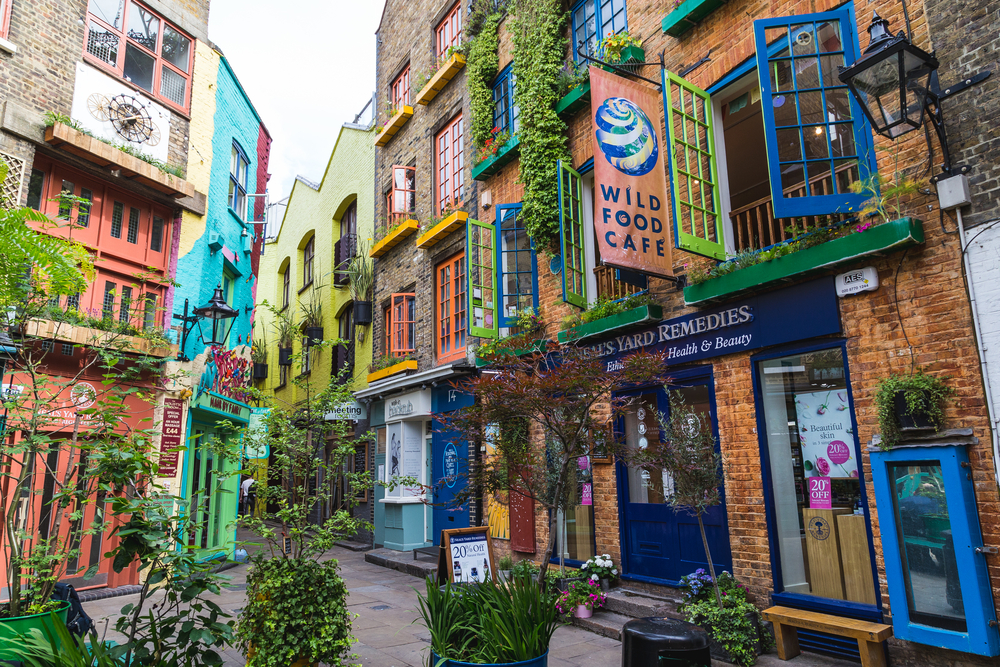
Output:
[
  {"left": 888, "top": 462, "right": 965, "bottom": 632},
  {"left": 756, "top": 347, "right": 876, "bottom": 604},
  {"left": 548, "top": 431, "right": 596, "bottom": 564}
]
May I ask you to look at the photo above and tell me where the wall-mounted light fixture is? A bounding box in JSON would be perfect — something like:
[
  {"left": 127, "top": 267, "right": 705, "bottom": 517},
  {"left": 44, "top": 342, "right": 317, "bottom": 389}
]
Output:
[{"left": 173, "top": 285, "right": 240, "bottom": 361}]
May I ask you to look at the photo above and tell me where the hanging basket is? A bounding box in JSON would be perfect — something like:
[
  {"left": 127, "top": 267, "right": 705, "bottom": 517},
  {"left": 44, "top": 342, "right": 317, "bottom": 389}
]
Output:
[
  {"left": 252, "top": 362, "right": 268, "bottom": 380},
  {"left": 304, "top": 326, "right": 324, "bottom": 344},
  {"left": 278, "top": 347, "right": 293, "bottom": 366},
  {"left": 354, "top": 301, "right": 373, "bottom": 325}
]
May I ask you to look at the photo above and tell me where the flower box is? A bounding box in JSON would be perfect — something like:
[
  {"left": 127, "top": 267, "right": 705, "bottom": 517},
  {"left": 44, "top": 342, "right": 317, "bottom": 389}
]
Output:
[
  {"left": 475, "top": 338, "right": 550, "bottom": 368},
  {"left": 374, "top": 106, "right": 414, "bottom": 147},
  {"left": 414, "top": 53, "right": 466, "bottom": 106},
  {"left": 619, "top": 45, "right": 645, "bottom": 64},
  {"left": 367, "top": 359, "right": 418, "bottom": 384},
  {"left": 369, "top": 219, "right": 419, "bottom": 258},
  {"left": 471, "top": 137, "right": 520, "bottom": 181},
  {"left": 557, "top": 304, "right": 663, "bottom": 344},
  {"left": 23, "top": 319, "right": 177, "bottom": 358},
  {"left": 555, "top": 82, "right": 591, "bottom": 118},
  {"left": 683, "top": 217, "right": 925, "bottom": 306},
  {"left": 662, "top": 0, "right": 726, "bottom": 37},
  {"left": 416, "top": 210, "right": 469, "bottom": 249}
]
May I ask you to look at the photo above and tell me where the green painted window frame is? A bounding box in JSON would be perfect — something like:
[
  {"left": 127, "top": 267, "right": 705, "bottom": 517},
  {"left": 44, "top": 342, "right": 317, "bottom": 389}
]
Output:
[
  {"left": 558, "top": 160, "right": 588, "bottom": 309},
  {"left": 467, "top": 217, "right": 499, "bottom": 339}
]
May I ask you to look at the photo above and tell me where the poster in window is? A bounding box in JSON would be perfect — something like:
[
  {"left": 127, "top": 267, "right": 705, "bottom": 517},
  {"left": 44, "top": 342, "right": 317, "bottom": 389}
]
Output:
[
  {"left": 402, "top": 422, "right": 422, "bottom": 497},
  {"left": 794, "top": 390, "right": 857, "bottom": 479}
]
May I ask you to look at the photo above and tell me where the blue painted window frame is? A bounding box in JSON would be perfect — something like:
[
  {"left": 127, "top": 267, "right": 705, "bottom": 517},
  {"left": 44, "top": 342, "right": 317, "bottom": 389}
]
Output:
[
  {"left": 750, "top": 338, "right": 883, "bottom": 622},
  {"left": 753, "top": 6, "right": 877, "bottom": 219},
  {"left": 492, "top": 64, "right": 519, "bottom": 137},
  {"left": 570, "top": 0, "right": 628, "bottom": 62},
  {"left": 870, "top": 445, "right": 1000, "bottom": 656},
  {"left": 495, "top": 203, "right": 539, "bottom": 328}
]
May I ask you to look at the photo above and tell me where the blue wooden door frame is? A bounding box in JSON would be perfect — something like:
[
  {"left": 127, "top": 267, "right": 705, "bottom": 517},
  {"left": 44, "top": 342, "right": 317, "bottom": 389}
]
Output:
[
  {"left": 750, "top": 338, "right": 883, "bottom": 621},
  {"left": 431, "top": 423, "right": 470, "bottom": 545},
  {"left": 614, "top": 364, "right": 733, "bottom": 586}
]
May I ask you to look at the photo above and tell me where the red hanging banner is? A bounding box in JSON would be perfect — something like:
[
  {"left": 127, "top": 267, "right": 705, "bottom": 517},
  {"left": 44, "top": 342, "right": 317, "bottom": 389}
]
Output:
[{"left": 589, "top": 66, "right": 674, "bottom": 278}]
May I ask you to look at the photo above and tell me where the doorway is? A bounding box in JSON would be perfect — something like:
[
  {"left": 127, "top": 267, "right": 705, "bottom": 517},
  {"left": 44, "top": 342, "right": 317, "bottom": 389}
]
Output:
[
  {"left": 431, "top": 425, "right": 469, "bottom": 545},
  {"left": 616, "top": 368, "right": 732, "bottom": 584},
  {"left": 187, "top": 424, "right": 238, "bottom": 555}
]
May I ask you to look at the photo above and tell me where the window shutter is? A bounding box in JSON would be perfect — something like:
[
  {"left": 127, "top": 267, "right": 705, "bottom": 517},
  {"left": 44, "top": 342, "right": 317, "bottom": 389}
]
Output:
[
  {"left": 467, "top": 218, "right": 498, "bottom": 339},
  {"left": 663, "top": 71, "right": 727, "bottom": 261},
  {"left": 558, "top": 160, "right": 587, "bottom": 308},
  {"left": 753, "top": 9, "right": 877, "bottom": 219}
]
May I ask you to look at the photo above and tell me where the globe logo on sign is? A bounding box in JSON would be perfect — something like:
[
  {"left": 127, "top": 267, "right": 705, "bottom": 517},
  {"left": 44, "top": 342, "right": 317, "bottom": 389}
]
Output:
[{"left": 594, "top": 97, "right": 659, "bottom": 176}]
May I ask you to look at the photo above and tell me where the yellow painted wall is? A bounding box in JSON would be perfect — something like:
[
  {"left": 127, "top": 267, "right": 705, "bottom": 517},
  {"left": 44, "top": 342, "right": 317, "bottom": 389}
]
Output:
[{"left": 256, "top": 124, "right": 375, "bottom": 407}]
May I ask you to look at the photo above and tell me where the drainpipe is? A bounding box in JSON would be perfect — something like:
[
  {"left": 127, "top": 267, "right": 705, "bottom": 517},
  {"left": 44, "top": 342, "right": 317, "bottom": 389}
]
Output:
[{"left": 955, "top": 207, "right": 1000, "bottom": 488}]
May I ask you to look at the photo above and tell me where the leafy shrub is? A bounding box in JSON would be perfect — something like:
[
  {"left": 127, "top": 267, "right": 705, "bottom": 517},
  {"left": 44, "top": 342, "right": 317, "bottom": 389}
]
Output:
[
  {"left": 874, "top": 370, "right": 954, "bottom": 449},
  {"left": 562, "top": 292, "right": 656, "bottom": 330}
]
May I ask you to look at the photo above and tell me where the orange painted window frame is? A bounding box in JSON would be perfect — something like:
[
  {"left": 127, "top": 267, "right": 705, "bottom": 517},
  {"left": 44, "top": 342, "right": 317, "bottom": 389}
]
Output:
[
  {"left": 83, "top": 0, "right": 194, "bottom": 113},
  {"left": 436, "top": 2, "right": 462, "bottom": 56},
  {"left": 385, "top": 293, "right": 416, "bottom": 357},
  {"left": 391, "top": 65, "right": 410, "bottom": 110},
  {"left": 436, "top": 251, "right": 466, "bottom": 363},
  {"left": 386, "top": 165, "right": 416, "bottom": 226},
  {"left": 435, "top": 114, "right": 464, "bottom": 215},
  {"left": 0, "top": 0, "right": 12, "bottom": 41}
]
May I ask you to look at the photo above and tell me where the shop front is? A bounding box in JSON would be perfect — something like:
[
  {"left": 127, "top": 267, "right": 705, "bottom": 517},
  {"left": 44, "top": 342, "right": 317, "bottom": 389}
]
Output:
[{"left": 431, "top": 385, "right": 474, "bottom": 544}]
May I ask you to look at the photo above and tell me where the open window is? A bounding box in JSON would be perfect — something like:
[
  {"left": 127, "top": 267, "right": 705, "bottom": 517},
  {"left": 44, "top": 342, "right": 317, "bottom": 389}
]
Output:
[
  {"left": 665, "top": 7, "right": 877, "bottom": 259},
  {"left": 466, "top": 218, "right": 498, "bottom": 339},
  {"left": 386, "top": 165, "right": 416, "bottom": 228}
]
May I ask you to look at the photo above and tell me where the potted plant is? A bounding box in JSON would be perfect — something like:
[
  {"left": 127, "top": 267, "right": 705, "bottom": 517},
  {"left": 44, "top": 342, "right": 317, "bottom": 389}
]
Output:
[
  {"left": 545, "top": 567, "right": 582, "bottom": 593},
  {"left": 874, "top": 370, "right": 954, "bottom": 449},
  {"left": 497, "top": 555, "right": 514, "bottom": 583},
  {"left": 677, "top": 570, "right": 769, "bottom": 665},
  {"left": 299, "top": 280, "right": 324, "bottom": 344},
  {"left": 416, "top": 576, "right": 560, "bottom": 667},
  {"left": 598, "top": 31, "right": 644, "bottom": 73},
  {"left": 579, "top": 554, "right": 619, "bottom": 592},
  {"left": 251, "top": 331, "right": 268, "bottom": 380},
  {"left": 347, "top": 245, "right": 374, "bottom": 325},
  {"left": 272, "top": 309, "right": 296, "bottom": 367},
  {"left": 555, "top": 579, "right": 606, "bottom": 619}
]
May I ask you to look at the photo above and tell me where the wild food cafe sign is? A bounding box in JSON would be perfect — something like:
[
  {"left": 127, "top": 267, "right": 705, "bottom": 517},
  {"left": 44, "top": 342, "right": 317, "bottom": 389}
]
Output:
[{"left": 585, "top": 278, "right": 841, "bottom": 369}]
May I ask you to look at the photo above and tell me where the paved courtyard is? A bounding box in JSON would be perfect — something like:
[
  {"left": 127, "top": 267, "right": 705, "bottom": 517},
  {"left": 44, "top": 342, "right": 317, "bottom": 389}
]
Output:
[{"left": 82, "top": 544, "right": 857, "bottom": 667}]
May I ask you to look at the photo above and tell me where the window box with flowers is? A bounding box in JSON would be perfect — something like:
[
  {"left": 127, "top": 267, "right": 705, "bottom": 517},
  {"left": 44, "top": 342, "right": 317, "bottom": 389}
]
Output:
[
  {"left": 367, "top": 354, "right": 417, "bottom": 384},
  {"left": 475, "top": 308, "right": 548, "bottom": 367},
  {"left": 374, "top": 105, "right": 414, "bottom": 147},
  {"left": 556, "top": 82, "right": 591, "bottom": 119},
  {"left": 662, "top": 0, "right": 727, "bottom": 38},
  {"left": 416, "top": 207, "right": 469, "bottom": 249},
  {"left": 558, "top": 294, "right": 662, "bottom": 344},
  {"left": 369, "top": 218, "right": 420, "bottom": 258},
  {"left": 414, "top": 49, "right": 467, "bottom": 106},
  {"left": 471, "top": 132, "right": 520, "bottom": 181},
  {"left": 597, "top": 32, "right": 645, "bottom": 74}
]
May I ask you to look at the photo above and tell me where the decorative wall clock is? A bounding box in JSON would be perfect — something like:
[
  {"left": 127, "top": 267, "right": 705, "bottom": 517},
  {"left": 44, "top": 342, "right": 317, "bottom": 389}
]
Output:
[{"left": 87, "top": 93, "right": 161, "bottom": 146}]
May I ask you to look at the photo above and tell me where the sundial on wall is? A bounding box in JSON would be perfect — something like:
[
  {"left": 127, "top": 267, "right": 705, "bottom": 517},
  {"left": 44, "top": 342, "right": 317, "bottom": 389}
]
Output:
[{"left": 87, "top": 93, "right": 161, "bottom": 146}]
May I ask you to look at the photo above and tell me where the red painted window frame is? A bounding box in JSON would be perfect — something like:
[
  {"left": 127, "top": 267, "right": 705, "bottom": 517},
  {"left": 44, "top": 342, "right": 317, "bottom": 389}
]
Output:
[
  {"left": 435, "top": 114, "right": 464, "bottom": 215},
  {"left": 391, "top": 65, "right": 410, "bottom": 111},
  {"left": 83, "top": 0, "right": 194, "bottom": 113},
  {"left": 436, "top": 251, "right": 466, "bottom": 363},
  {"left": 0, "top": 0, "right": 12, "bottom": 41},
  {"left": 436, "top": 2, "right": 462, "bottom": 57},
  {"left": 385, "top": 293, "right": 416, "bottom": 357},
  {"left": 386, "top": 165, "right": 416, "bottom": 227}
]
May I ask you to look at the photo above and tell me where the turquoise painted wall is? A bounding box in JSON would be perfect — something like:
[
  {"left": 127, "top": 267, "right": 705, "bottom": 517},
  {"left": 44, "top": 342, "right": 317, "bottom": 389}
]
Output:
[{"left": 174, "top": 56, "right": 264, "bottom": 359}]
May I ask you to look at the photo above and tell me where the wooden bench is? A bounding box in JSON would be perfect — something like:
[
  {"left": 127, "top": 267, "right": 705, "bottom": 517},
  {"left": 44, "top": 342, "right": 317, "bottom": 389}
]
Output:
[
  {"left": 762, "top": 606, "right": 893, "bottom": 667},
  {"left": 413, "top": 545, "right": 441, "bottom": 561}
]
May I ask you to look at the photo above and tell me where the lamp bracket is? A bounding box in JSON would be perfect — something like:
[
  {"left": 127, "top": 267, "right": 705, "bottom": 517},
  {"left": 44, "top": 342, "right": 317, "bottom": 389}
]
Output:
[
  {"left": 937, "top": 70, "right": 992, "bottom": 102},
  {"left": 922, "top": 69, "right": 992, "bottom": 182}
]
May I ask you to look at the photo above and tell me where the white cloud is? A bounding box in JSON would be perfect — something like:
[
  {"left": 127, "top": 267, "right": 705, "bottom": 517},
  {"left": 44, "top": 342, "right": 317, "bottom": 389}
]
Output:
[{"left": 208, "top": 0, "right": 382, "bottom": 203}]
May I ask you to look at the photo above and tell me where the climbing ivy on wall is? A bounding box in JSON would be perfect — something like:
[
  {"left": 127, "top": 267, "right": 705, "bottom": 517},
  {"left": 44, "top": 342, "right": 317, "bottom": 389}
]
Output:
[
  {"left": 511, "top": 0, "right": 569, "bottom": 250},
  {"left": 468, "top": 12, "right": 502, "bottom": 149}
]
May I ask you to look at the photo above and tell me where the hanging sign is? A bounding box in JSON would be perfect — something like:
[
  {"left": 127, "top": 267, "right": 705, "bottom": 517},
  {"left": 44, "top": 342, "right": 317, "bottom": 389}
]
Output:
[
  {"left": 158, "top": 398, "right": 184, "bottom": 477},
  {"left": 589, "top": 66, "right": 673, "bottom": 278},
  {"left": 439, "top": 526, "right": 496, "bottom": 585}
]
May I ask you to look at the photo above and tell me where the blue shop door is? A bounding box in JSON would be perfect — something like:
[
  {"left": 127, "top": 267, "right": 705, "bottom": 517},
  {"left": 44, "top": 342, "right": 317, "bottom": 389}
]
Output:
[
  {"left": 432, "top": 426, "right": 469, "bottom": 545},
  {"left": 616, "top": 374, "right": 732, "bottom": 584}
]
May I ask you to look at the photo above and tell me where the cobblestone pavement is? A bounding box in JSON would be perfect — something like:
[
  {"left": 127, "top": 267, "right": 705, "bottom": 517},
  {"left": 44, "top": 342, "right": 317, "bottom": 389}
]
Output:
[{"left": 82, "top": 543, "right": 855, "bottom": 667}]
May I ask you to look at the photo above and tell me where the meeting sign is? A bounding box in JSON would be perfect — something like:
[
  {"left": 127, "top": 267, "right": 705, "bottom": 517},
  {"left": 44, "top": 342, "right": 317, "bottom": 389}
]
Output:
[{"left": 590, "top": 66, "right": 674, "bottom": 279}]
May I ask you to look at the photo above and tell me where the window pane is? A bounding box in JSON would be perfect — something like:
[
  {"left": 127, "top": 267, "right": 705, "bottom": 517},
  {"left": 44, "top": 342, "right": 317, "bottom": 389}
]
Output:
[
  {"left": 110, "top": 201, "right": 124, "bottom": 238},
  {"left": 26, "top": 169, "right": 45, "bottom": 210},
  {"left": 58, "top": 180, "right": 74, "bottom": 219},
  {"left": 889, "top": 462, "right": 966, "bottom": 632},
  {"left": 150, "top": 216, "right": 163, "bottom": 251},
  {"left": 87, "top": 21, "right": 120, "bottom": 66},
  {"left": 127, "top": 2, "right": 158, "bottom": 51},
  {"left": 78, "top": 189, "right": 93, "bottom": 227},
  {"left": 126, "top": 206, "right": 140, "bottom": 243},
  {"left": 144, "top": 295, "right": 157, "bottom": 329},
  {"left": 160, "top": 66, "right": 186, "bottom": 106},
  {"left": 624, "top": 392, "right": 667, "bottom": 504},
  {"left": 120, "top": 286, "right": 132, "bottom": 323},
  {"left": 90, "top": 0, "right": 124, "bottom": 28},
  {"left": 102, "top": 282, "right": 117, "bottom": 319},
  {"left": 123, "top": 42, "right": 155, "bottom": 91},
  {"left": 161, "top": 24, "right": 190, "bottom": 72}
]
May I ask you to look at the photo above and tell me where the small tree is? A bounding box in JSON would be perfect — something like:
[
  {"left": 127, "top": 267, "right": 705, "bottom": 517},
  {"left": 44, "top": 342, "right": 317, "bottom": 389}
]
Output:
[
  {"left": 443, "top": 346, "right": 669, "bottom": 585},
  {"left": 634, "top": 389, "right": 725, "bottom": 608}
]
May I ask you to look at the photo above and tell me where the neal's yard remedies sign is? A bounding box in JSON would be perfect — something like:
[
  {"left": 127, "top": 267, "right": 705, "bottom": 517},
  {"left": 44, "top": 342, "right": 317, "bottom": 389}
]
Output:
[{"left": 590, "top": 67, "right": 673, "bottom": 278}]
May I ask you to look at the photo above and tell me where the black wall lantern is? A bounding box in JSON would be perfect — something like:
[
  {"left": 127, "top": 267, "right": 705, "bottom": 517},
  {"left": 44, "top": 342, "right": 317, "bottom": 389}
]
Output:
[
  {"left": 173, "top": 285, "right": 240, "bottom": 361},
  {"left": 839, "top": 13, "right": 991, "bottom": 180}
]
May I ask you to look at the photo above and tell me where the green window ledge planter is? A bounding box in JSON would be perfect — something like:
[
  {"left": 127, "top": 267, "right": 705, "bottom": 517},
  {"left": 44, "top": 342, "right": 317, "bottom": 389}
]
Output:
[
  {"left": 430, "top": 650, "right": 549, "bottom": 667},
  {"left": 0, "top": 601, "right": 71, "bottom": 660},
  {"left": 555, "top": 82, "right": 591, "bottom": 118},
  {"left": 475, "top": 338, "right": 550, "bottom": 367},
  {"left": 472, "top": 137, "right": 521, "bottom": 181},
  {"left": 683, "top": 217, "right": 925, "bottom": 306},
  {"left": 662, "top": 0, "right": 726, "bottom": 37},
  {"left": 557, "top": 304, "right": 663, "bottom": 344}
]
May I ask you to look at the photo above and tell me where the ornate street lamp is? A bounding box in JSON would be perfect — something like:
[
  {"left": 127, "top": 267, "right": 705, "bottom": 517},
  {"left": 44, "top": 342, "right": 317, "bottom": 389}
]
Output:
[
  {"left": 839, "top": 13, "right": 991, "bottom": 179},
  {"left": 174, "top": 285, "right": 240, "bottom": 361}
]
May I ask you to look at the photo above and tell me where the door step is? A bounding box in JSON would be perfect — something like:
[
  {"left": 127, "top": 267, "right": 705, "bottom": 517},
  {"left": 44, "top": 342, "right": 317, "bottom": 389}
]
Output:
[{"left": 570, "top": 586, "right": 686, "bottom": 640}]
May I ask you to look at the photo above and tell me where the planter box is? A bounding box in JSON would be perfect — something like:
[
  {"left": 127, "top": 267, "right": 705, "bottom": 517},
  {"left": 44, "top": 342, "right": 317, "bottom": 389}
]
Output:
[
  {"left": 252, "top": 362, "right": 268, "bottom": 380},
  {"left": 416, "top": 210, "right": 469, "bottom": 249},
  {"left": 662, "top": 0, "right": 726, "bottom": 37},
  {"left": 24, "top": 318, "right": 177, "bottom": 358},
  {"left": 366, "top": 359, "right": 417, "bottom": 384},
  {"left": 475, "top": 339, "right": 549, "bottom": 367},
  {"left": 304, "top": 326, "right": 324, "bottom": 344},
  {"left": 557, "top": 304, "right": 663, "bottom": 344},
  {"left": 414, "top": 53, "right": 466, "bottom": 105},
  {"left": 278, "top": 347, "right": 293, "bottom": 366},
  {"left": 0, "top": 601, "right": 71, "bottom": 660},
  {"left": 354, "top": 301, "right": 373, "bottom": 325},
  {"left": 684, "top": 217, "right": 925, "bottom": 306},
  {"left": 374, "top": 106, "right": 414, "bottom": 147},
  {"left": 555, "top": 82, "right": 591, "bottom": 118},
  {"left": 472, "top": 137, "right": 521, "bottom": 181},
  {"left": 369, "top": 219, "right": 419, "bottom": 258}
]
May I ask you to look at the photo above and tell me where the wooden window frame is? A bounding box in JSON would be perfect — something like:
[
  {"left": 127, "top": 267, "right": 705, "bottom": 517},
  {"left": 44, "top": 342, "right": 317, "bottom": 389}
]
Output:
[
  {"left": 229, "top": 142, "right": 250, "bottom": 219},
  {"left": 302, "top": 237, "right": 314, "bottom": 289},
  {"left": 435, "top": 115, "right": 464, "bottom": 215},
  {"left": 83, "top": 0, "right": 194, "bottom": 113},
  {"left": 385, "top": 293, "right": 416, "bottom": 357},
  {"left": 391, "top": 65, "right": 410, "bottom": 111},
  {"left": 0, "top": 0, "right": 12, "bottom": 42},
  {"left": 436, "top": 251, "right": 466, "bottom": 363},
  {"left": 571, "top": 0, "right": 628, "bottom": 62},
  {"left": 386, "top": 165, "right": 416, "bottom": 227},
  {"left": 281, "top": 267, "right": 290, "bottom": 309},
  {"left": 492, "top": 65, "right": 519, "bottom": 136},
  {"left": 436, "top": 2, "right": 462, "bottom": 57}
]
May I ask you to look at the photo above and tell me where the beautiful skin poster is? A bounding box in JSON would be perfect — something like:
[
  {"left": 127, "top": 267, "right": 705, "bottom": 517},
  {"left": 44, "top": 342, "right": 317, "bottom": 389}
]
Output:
[{"left": 794, "top": 390, "right": 858, "bottom": 478}]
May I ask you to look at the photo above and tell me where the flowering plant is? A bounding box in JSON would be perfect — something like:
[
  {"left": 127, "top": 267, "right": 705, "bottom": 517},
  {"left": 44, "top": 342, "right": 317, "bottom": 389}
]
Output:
[
  {"left": 678, "top": 569, "right": 747, "bottom": 608},
  {"left": 555, "top": 579, "right": 607, "bottom": 614},
  {"left": 475, "top": 126, "right": 511, "bottom": 164},
  {"left": 580, "top": 554, "right": 618, "bottom": 581},
  {"left": 598, "top": 31, "right": 642, "bottom": 64}
]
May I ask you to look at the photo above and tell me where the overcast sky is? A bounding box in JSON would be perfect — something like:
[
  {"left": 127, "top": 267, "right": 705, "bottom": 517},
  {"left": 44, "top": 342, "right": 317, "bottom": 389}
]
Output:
[{"left": 207, "top": 0, "right": 383, "bottom": 206}]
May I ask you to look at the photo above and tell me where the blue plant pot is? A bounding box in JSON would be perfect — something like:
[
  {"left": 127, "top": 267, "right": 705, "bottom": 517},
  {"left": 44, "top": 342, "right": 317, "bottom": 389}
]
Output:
[{"left": 429, "top": 650, "right": 548, "bottom": 667}]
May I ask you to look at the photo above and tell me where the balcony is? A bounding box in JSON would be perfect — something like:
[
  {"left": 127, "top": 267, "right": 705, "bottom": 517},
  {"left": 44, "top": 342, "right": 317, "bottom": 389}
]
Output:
[
  {"left": 374, "top": 106, "right": 414, "bottom": 147},
  {"left": 414, "top": 53, "right": 466, "bottom": 106},
  {"left": 24, "top": 318, "right": 177, "bottom": 358},
  {"left": 370, "top": 219, "right": 419, "bottom": 258},
  {"left": 415, "top": 211, "right": 468, "bottom": 249},
  {"left": 594, "top": 265, "right": 646, "bottom": 301}
]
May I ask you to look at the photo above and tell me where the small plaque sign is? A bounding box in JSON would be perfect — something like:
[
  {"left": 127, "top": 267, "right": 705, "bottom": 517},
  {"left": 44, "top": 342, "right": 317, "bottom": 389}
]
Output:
[{"left": 835, "top": 266, "right": 879, "bottom": 297}]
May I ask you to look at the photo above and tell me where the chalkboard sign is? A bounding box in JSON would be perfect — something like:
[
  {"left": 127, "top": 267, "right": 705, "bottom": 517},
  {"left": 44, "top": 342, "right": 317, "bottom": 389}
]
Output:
[
  {"left": 353, "top": 442, "right": 368, "bottom": 502},
  {"left": 283, "top": 536, "right": 292, "bottom": 554},
  {"left": 440, "top": 526, "right": 496, "bottom": 585}
]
